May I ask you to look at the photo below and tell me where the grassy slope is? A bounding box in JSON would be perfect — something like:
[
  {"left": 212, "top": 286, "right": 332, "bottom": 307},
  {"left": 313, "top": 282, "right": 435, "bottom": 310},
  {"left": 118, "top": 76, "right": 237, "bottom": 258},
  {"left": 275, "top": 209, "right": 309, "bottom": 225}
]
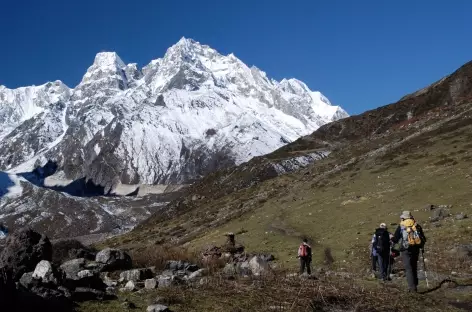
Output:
[{"left": 188, "top": 114, "right": 472, "bottom": 270}]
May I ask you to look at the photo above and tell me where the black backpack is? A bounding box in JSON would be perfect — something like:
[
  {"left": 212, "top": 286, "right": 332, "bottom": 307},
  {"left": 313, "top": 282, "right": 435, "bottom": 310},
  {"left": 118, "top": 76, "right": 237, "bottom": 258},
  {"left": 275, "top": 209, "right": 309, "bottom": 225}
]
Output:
[{"left": 374, "top": 228, "right": 390, "bottom": 254}]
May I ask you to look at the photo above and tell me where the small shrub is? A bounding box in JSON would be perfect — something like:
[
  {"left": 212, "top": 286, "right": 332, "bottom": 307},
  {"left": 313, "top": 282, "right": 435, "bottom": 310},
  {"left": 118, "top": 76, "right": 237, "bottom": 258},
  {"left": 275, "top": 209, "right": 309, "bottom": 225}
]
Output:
[
  {"left": 130, "top": 244, "right": 200, "bottom": 270},
  {"left": 324, "top": 247, "right": 335, "bottom": 268}
]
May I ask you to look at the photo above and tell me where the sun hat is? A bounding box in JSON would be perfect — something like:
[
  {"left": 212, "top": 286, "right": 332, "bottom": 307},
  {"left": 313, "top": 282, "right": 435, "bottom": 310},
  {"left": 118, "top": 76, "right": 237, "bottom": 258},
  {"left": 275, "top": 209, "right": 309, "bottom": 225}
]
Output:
[{"left": 400, "top": 211, "right": 412, "bottom": 219}]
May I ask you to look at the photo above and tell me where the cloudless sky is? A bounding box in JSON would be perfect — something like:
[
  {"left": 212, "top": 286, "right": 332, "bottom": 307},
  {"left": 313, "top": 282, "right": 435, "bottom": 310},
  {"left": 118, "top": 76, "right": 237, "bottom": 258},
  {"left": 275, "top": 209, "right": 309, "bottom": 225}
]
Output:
[{"left": 1, "top": 0, "right": 471, "bottom": 115}]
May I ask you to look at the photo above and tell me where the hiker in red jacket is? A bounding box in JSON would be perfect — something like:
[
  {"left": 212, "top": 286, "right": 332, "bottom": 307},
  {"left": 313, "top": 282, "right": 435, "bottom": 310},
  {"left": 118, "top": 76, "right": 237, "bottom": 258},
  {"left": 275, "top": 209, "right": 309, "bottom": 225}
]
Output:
[{"left": 298, "top": 238, "right": 312, "bottom": 275}]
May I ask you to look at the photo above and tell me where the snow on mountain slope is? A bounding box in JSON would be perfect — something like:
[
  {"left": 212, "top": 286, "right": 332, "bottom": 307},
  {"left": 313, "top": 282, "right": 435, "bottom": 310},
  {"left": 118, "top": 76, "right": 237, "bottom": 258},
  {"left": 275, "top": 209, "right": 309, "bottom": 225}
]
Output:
[{"left": 0, "top": 38, "right": 348, "bottom": 192}]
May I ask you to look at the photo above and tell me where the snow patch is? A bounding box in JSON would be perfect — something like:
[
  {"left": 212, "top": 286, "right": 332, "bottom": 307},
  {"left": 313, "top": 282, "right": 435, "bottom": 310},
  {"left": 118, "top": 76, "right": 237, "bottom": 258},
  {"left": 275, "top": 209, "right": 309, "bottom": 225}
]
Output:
[{"left": 0, "top": 172, "right": 23, "bottom": 198}]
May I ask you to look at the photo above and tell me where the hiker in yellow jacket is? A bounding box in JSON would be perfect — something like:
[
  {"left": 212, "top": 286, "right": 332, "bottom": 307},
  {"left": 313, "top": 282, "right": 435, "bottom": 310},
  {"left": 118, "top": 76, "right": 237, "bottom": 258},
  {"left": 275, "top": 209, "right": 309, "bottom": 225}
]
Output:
[{"left": 390, "top": 211, "right": 426, "bottom": 293}]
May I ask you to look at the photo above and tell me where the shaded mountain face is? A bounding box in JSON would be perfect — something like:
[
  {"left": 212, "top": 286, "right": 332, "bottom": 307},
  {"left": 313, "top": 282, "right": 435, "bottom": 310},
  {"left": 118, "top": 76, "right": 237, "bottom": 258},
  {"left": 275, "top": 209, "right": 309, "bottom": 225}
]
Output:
[{"left": 0, "top": 38, "right": 348, "bottom": 193}]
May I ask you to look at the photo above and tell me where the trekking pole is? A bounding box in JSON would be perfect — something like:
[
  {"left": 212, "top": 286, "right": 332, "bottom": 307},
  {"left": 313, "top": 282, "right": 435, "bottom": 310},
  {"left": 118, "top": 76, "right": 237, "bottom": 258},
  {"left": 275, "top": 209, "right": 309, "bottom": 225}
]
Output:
[
  {"left": 388, "top": 246, "right": 392, "bottom": 279},
  {"left": 421, "top": 249, "right": 429, "bottom": 288}
]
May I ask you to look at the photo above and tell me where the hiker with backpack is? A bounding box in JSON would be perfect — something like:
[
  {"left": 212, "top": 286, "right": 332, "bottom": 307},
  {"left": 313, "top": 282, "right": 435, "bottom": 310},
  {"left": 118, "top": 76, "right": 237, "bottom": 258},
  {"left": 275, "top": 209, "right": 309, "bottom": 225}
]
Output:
[
  {"left": 298, "top": 238, "right": 312, "bottom": 275},
  {"left": 391, "top": 211, "right": 426, "bottom": 293},
  {"left": 372, "top": 223, "right": 391, "bottom": 281}
]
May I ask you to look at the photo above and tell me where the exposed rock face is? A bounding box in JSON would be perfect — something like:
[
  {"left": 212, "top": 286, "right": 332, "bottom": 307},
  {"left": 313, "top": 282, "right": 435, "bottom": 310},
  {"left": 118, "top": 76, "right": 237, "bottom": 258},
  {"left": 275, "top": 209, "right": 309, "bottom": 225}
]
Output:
[{"left": 0, "top": 228, "right": 52, "bottom": 280}]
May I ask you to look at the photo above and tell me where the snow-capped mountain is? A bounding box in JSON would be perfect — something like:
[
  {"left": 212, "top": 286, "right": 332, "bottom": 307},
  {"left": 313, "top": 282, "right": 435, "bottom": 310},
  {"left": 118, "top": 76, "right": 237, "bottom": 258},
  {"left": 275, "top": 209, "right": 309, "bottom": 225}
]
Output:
[{"left": 0, "top": 38, "right": 348, "bottom": 193}]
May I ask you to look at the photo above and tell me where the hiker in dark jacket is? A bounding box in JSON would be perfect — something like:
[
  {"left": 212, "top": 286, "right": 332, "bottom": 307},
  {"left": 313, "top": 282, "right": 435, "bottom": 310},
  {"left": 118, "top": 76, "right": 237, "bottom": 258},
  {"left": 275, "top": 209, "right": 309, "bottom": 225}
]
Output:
[
  {"left": 391, "top": 211, "right": 426, "bottom": 293},
  {"left": 298, "top": 239, "right": 312, "bottom": 275},
  {"left": 372, "top": 223, "right": 391, "bottom": 281}
]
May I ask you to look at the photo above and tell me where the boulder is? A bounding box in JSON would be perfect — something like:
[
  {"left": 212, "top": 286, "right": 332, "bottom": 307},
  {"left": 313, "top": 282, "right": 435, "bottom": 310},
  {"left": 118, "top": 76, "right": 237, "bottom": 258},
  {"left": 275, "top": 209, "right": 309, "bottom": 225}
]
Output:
[
  {"left": 100, "top": 272, "right": 118, "bottom": 287},
  {"left": 456, "top": 213, "right": 468, "bottom": 220},
  {"left": 106, "top": 286, "right": 117, "bottom": 295},
  {"left": 160, "top": 270, "right": 175, "bottom": 277},
  {"left": 248, "top": 256, "right": 270, "bottom": 276},
  {"left": 187, "top": 269, "right": 206, "bottom": 281},
  {"left": 238, "top": 261, "right": 252, "bottom": 276},
  {"left": 84, "top": 261, "right": 105, "bottom": 272},
  {"left": 165, "top": 260, "right": 187, "bottom": 271},
  {"left": 145, "top": 278, "right": 158, "bottom": 289},
  {"left": 157, "top": 275, "right": 182, "bottom": 288},
  {"left": 77, "top": 270, "right": 95, "bottom": 279},
  {"left": 60, "top": 258, "right": 86, "bottom": 280},
  {"left": 72, "top": 287, "right": 106, "bottom": 302},
  {"left": 147, "top": 304, "right": 171, "bottom": 312},
  {"left": 95, "top": 248, "right": 132, "bottom": 271},
  {"left": 430, "top": 208, "right": 450, "bottom": 222},
  {"left": 32, "top": 260, "right": 59, "bottom": 285},
  {"left": 125, "top": 280, "right": 136, "bottom": 291},
  {"left": 119, "top": 268, "right": 154, "bottom": 282},
  {"left": 0, "top": 228, "right": 52, "bottom": 280},
  {"left": 60, "top": 259, "right": 104, "bottom": 289},
  {"left": 19, "top": 272, "right": 35, "bottom": 289}
]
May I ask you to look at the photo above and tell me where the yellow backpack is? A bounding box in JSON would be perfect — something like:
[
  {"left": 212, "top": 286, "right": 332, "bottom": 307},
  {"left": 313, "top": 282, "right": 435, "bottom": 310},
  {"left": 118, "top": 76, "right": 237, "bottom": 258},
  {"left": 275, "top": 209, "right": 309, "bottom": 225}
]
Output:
[{"left": 400, "top": 219, "right": 422, "bottom": 249}]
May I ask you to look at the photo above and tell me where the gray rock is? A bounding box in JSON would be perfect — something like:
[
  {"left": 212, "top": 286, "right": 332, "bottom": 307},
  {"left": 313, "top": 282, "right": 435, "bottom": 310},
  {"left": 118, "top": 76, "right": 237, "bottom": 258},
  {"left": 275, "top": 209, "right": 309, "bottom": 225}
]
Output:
[
  {"left": 145, "top": 278, "right": 158, "bottom": 289},
  {"left": 147, "top": 304, "right": 171, "bottom": 312},
  {"left": 157, "top": 275, "right": 182, "bottom": 288},
  {"left": 77, "top": 270, "right": 95, "bottom": 279},
  {"left": 157, "top": 276, "right": 172, "bottom": 288},
  {"left": 238, "top": 261, "right": 252, "bottom": 276},
  {"left": 106, "top": 286, "right": 117, "bottom": 295},
  {"left": 175, "top": 270, "right": 187, "bottom": 277},
  {"left": 19, "top": 272, "right": 34, "bottom": 289},
  {"left": 95, "top": 248, "right": 132, "bottom": 271},
  {"left": 84, "top": 261, "right": 105, "bottom": 272},
  {"left": 60, "top": 258, "right": 86, "bottom": 280},
  {"left": 119, "top": 268, "right": 154, "bottom": 282},
  {"left": 188, "top": 269, "right": 206, "bottom": 281},
  {"left": 125, "top": 280, "right": 136, "bottom": 291},
  {"left": 456, "top": 213, "right": 468, "bottom": 220},
  {"left": 165, "top": 260, "right": 186, "bottom": 271},
  {"left": 61, "top": 259, "right": 104, "bottom": 289},
  {"left": 101, "top": 272, "right": 118, "bottom": 287},
  {"left": 32, "top": 260, "right": 58, "bottom": 285},
  {"left": 248, "top": 256, "right": 270, "bottom": 276},
  {"left": 431, "top": 207, "right": 450, "bottom": 222},
  {"left": 160, "top": 270, "right": 174, "bottom": 277}
]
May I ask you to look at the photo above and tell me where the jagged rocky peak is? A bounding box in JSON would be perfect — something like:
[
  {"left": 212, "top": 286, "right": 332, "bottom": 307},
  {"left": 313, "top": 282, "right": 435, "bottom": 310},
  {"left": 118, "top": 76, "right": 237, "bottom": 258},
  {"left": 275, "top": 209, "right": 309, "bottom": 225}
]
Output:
[
  {"left": 1, "top": 37, "right": 349, "bottom": 187},
  {"left": 78, "top": 51, "right": 136, "bottom": 91}
]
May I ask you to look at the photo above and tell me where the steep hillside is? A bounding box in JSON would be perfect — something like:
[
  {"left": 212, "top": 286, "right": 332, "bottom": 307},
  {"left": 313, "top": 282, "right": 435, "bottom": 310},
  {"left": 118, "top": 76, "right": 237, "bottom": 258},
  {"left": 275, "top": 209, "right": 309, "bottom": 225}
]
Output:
[{"left": 113, "top": 61, "right": 472, "bottom": 279}]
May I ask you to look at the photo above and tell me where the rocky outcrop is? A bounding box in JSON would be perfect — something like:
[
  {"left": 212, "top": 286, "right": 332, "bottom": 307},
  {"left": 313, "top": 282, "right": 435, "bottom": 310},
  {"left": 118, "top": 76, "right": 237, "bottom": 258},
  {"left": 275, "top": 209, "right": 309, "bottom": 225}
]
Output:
[{"left": 0, "top": 228, "right": 52, "bottom": 280}]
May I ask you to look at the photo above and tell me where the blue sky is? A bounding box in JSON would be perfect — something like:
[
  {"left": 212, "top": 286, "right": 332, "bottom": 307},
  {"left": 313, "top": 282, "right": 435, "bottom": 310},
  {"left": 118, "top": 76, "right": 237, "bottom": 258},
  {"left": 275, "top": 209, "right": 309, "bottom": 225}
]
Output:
[{"left": 1, "top": 0, "right": 470, "bottom": 115}]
